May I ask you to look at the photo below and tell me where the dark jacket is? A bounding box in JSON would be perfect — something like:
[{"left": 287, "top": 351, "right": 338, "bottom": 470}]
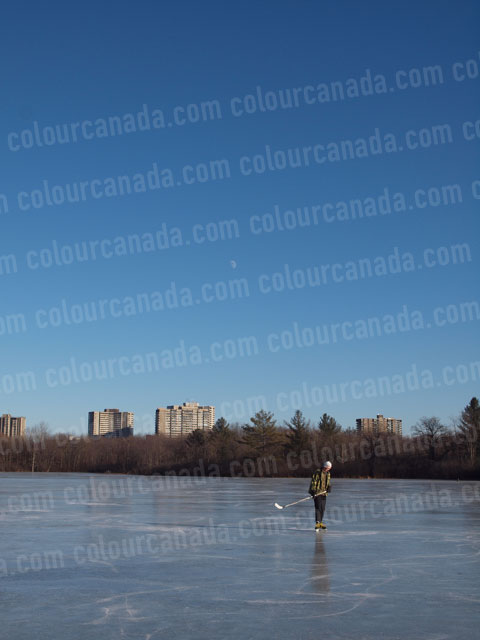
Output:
[{"left": 309, "top": 469, "right": 331, "bottom": 496}]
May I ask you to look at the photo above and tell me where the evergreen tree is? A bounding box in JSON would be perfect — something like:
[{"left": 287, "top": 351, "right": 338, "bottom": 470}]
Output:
[
  {"left": 212, "top": 417, "right": 230, "bottom": 434},
  {"left": 209, "top": 416, "right": 233, "bottom": 463},
  {"left": 185, "top": 429, "right": 206, "bottom": 447},
  {"left": 242, "top": 410, "right": 283, "bottom": 455},
  {"left": 458, "top": 397, "right": 480, "bottom": 463},
  {"left": 318, "top": 413, "right": 342, "bottom": 435},
  {"left": 285, "top": 410, "right": 311, "bottom": 454}
]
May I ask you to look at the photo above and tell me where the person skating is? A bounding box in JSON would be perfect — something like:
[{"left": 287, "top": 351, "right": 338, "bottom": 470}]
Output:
[{"left": 308, "top": 461, "right": 332, "bottom": 530}]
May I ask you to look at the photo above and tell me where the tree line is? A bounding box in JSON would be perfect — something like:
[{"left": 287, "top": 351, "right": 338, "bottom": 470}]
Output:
[{"left": 0, "top": 397, "right": 479, "bottom": 479}]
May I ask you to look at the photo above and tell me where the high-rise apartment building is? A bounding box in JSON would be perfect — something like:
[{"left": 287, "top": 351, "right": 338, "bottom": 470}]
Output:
[
  {"left": 88, "top": 409, "right": 134, "bottom": 437},
  {"left": 356, "top": 414, "right": 402, "bottom": 435},
  {"left": 0, "top": 414, "right": 26, "bottom": 437},
  {"left": 155, "top": 402, "right": 215, "bottom": 437}
]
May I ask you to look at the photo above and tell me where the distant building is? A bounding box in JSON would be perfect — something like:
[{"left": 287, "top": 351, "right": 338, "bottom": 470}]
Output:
[
  {"left": 0, "top": 414, "right": 26, "bottom": 437},
  {"left": 356, "top": 414, "right": 402, "bottom": 435},
  {"left": 102, "top": 427, "right": 134, "bottom": 438},
  {"left": 88, "top": 409, "right": 134, "bottom": 437},
  {"left": 155, "top": 402, "right": 215, "bottom": 437}
]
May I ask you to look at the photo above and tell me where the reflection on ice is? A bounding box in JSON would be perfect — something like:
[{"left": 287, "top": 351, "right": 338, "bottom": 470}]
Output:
[{"left": 311, "top": 536, "right": 330, "bottom": 595}]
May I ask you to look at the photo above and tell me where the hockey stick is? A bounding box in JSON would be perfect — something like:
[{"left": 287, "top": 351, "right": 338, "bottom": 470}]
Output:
[{"left": 274, "top": 491, "right": 326, "bottom": 510}]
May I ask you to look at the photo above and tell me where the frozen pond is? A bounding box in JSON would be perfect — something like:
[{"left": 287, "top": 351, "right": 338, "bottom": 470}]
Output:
[{"left": 1, "top": 473, "right": 479, "bottom": 639}]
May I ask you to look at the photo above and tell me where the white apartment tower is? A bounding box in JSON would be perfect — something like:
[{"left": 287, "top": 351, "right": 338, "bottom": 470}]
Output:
[
  {"left": 356, "top": 414, "right": 402, "bottom": 435},
  {"left": 155, "top": 402, "right": 215, "bottom": 437},
  {"left": 88, "top": 409, "right": 134, "bottom": 437},
  {"left": 0, "top": 414, "right": 26, "bottom": 437}
]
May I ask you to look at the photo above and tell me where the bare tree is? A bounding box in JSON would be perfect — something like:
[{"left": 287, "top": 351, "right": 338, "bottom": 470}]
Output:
[{"left": 412, "top": 416, "right": 448, "bottom": 460}]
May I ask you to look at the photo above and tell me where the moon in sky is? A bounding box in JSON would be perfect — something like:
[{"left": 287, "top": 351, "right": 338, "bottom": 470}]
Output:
[{"left": 230, "top": 260, "right": 237, "bottom": 269}]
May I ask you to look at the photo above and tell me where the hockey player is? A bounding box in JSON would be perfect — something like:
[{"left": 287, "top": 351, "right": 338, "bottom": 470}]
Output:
[{"left": 308, "top": 461, "right": 332, "bottom": 530}]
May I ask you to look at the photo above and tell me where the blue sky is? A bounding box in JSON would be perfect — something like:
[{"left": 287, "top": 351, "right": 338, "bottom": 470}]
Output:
[{"left": 1, "top": 0, "right": 479, "bottom": 434}]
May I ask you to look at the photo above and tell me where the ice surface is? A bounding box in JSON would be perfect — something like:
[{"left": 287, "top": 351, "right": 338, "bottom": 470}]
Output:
[{"left": 0, "top": 473, "right": 479, "bottom": 640}]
